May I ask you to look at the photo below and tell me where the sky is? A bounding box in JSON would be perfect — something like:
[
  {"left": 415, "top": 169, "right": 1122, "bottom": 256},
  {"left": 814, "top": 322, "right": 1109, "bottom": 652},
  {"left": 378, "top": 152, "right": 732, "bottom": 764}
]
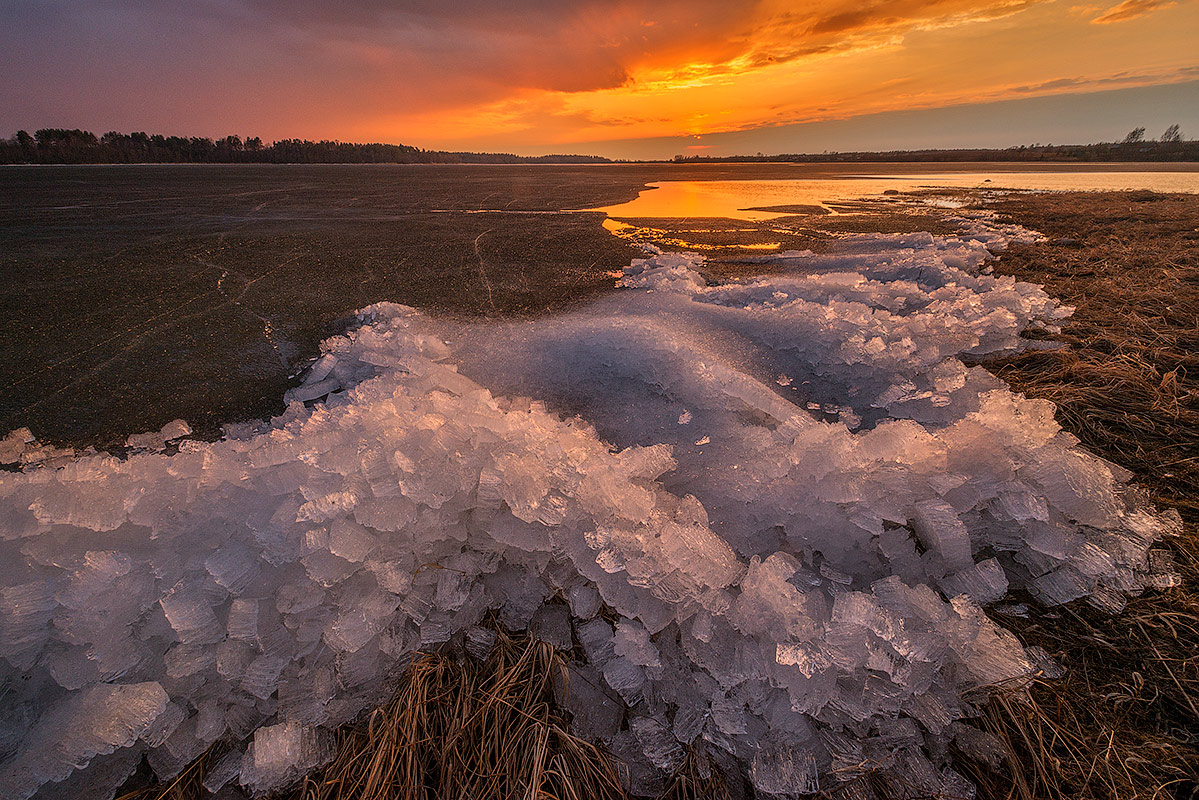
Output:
[{"left": 1, "top": 0, "right": 1196, "bottom": 159}]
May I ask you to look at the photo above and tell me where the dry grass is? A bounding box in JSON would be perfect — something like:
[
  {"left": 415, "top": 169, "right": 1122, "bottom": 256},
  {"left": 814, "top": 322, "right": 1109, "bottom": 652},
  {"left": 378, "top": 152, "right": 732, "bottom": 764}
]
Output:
[
  {"left": 962, "top": 190, "right": 1199, "bottom": 800},
  {"left": 283, "top": 627, "right": 628, "bottom": 800},
  {"left": 656, "top": 749, "right": 733, "bottom": 800},
  {"left": 979, "top": 191, "right": 1199, "bottom": 515}
]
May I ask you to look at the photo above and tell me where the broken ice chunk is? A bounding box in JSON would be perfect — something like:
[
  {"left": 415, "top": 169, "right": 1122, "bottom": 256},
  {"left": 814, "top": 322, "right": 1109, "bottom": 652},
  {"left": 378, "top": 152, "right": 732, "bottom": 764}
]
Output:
[
  {"left": 711, "top": 694, "right": 749, "bottom": 735},
  {"left": 160, "top": 419, "right": 192, "bottom": 441},
  {"left": 818, "top": 562, "right": 853, "bottom": 586},
  {"left": 159, "top": 581, "right": 223, "bottom": 644},
  {"left": 164, "top": 644, "right": 216, "bottom": 678},
  {"left": 433, "top": 569, "right": 471, "bottom": 612},
  {"left": 1023, "top": 452, "right": 1122, "bottom": 528},
  {"left": 29, "top": 483, "right": 127, "bottom": 530},
  {"left": 940, "top": 558, "right": 1008, "bottom": 605},
  {"left": 910, "top": 499, "right": 974, "bottom": 574},
  {"left": 1146, "top": 549, "right": 1182, "bottom": 589},
  {"left": 205, "top": 541, "right": 260, "bottom": 593},
  {"left": 125, "top": 431, "right": 167, "bottom": 452},
  {"left": 530, "top": 603, "right": 572, "bottom": 650},
  {"left": 296, "top": 491, "right": 358, "bottom": 524},
  {"left": 602, "top": 655, "right": 646, "bottom": 699},
  {"left": 577, "top": 618, "right": 615, "bottom": 665},
  {"left": 0, "top": 426, "right": 35, "bottom": 463},
  {"left": 0, "top": 581, "right": 58, "bottom": 668},
  {"left": 630, "top": 715, "right": 684, "bottom": 771},
  {"left": 420, "top": 618, "right": 453, "bottom": 646},
  {"left": 559, "top": 664, "right": 624, "bottom": 741},
  {"left": 226, "top": 599, "right": 259, "bottom": 641},
  {"left": 140, "top": 702, "right": 187, "bottom": 749},
  {"left": 305, "top": 354, "right": 338, "bottom": 384},
  {"left": 241, "top": 656, "right": 289, "bottom": 700},
  {"left": 285, "top": 376, "right": 341, "bottom": 403},
  {"left": 613, "top": 619, "right": 660, "bottom": 668},
  {"left": 751, "top": 735, "right": 820, "bottom": 796},
  {"left": 568, "top": 584, "right": 602, "bottom": 619},
  {"left": 240, "top": 720, "right": 331, "bottom": 794},
  {"left": 201, "top": 748, "right": 244, "bottom": 793},
  {"left": 301, "top": 551, "right": 359, "bottom": 587},
  {"left": 1069, "top": 541, "right": 1116, "bottom": 579},
  {"left": 464, "top": 626, "right": 497, "bottom": 660},
  {"left": 328, "top": 519, "right": 377, "bottom": 563},
  {"left": 58, "top": 551, "right": 133, "bottom": 608},
  {"left": 1028, "top": 566, "right": 1090, "bottom": 606}
]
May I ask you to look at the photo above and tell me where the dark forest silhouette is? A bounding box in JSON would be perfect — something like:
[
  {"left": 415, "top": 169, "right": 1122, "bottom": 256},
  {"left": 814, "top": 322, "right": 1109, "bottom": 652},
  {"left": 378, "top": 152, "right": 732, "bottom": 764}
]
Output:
[
  {"left": 0, "top": 129, "right": 611, "bottom": 165},
  {"left": 1, "top": 125, "right": 1195, "bottom": 165},
  {"left": 673, "top": 125, "right": 1197, "bottom": 163}
]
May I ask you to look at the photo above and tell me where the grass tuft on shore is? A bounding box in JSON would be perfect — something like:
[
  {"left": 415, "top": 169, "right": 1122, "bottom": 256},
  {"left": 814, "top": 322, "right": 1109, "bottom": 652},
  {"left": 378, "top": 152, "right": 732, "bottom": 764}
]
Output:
[
  {"left": 970, "top": 190, "right": 1199, "bottom": 800},
  {"left": 282, "top": 628, "right": 630, "bottom": 800}
]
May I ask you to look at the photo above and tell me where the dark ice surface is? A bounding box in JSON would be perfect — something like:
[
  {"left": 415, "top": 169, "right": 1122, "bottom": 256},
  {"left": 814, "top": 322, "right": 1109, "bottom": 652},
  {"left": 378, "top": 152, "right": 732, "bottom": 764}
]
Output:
[
  {"left": 0, "top": 164, "right": 652, "bottom": 448},
  {"left": 4, "top": 161, "right": 1183, "bottom": 449}
]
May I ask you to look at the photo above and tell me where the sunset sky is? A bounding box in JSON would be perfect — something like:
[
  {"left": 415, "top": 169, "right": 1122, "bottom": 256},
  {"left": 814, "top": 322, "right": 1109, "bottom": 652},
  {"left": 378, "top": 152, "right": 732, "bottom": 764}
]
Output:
[{"left": 1, "top": 0, "right": 1196, "bottom": 158}]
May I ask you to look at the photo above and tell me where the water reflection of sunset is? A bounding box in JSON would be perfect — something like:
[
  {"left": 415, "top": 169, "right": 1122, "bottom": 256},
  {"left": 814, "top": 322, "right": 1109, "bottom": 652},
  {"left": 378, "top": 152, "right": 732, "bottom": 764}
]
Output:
[{"left": 594, "top": 172, "right": 1199, "bottom": 221}]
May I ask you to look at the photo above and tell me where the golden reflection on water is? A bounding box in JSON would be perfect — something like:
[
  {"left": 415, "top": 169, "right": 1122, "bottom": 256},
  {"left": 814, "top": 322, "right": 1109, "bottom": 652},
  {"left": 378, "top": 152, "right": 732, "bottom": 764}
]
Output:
[
  {"left": 601, "top": 218, "right": 781, "bottom": 251},
  {"left": 593, "top": 171, "right": 1199, "bottom": 257},
  {"left": 591, "top": 179, "right": 896, "bottom": 221},
  {"left": 592, "top": 172, "right": 1199, "bottom": 222}
]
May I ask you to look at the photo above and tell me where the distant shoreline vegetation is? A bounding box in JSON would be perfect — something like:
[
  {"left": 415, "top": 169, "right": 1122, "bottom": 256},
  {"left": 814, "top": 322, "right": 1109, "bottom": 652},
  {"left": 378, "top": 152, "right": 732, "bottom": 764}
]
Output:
[
  {"left": 0, "top": 129, "right": 612, "bottom": 165},
  {"left": 674, "top": 126, "right": 1196, "bottom": 164},
  {"left": 1, "top": 126, "right": 1196, "bottom": 165},
  {"left": 672, "top": 141, "right": 1199, "bottom": 163}
]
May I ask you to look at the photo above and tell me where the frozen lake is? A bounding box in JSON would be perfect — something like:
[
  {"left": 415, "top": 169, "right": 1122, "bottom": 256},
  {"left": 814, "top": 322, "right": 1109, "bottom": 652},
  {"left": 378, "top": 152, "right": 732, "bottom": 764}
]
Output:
[{"left": 2, "top": 161, "right": 1196, "bottom": 447}]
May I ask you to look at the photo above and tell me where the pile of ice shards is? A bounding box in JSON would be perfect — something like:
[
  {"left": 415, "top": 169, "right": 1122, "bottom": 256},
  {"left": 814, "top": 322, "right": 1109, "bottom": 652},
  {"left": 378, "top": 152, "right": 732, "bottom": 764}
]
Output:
[{"left": 0, "top": 215, "right": 1180, "bottom": 799}]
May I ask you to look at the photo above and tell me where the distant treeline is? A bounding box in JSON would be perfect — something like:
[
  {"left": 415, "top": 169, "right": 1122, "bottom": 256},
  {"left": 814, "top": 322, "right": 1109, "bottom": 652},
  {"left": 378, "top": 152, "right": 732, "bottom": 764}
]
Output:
[
  {"left": 0, "top": 129, "right": 611, "bottom": 165},
  {"left": 5, "top": 126, "right": 1198, "bottom": 166},
  {"left": 673, "top": 138, "right": 1198, "bottom": 164}
]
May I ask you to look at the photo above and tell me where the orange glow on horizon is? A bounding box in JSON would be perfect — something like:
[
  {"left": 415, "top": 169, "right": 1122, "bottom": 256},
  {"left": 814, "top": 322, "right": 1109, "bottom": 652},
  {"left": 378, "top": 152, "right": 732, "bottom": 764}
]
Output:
[
  {"left": 3, "top": 0, "right": 1195, "bottom": 158},
  {"left": 350, "top": 0, "right": 1198, "bottom": 153}
]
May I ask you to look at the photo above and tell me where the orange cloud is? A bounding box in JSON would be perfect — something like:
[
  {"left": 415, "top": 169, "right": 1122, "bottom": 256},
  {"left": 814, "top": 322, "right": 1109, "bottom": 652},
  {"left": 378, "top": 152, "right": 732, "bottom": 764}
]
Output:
[{"left": 1091, "top": 0, "right": 1180, "bottom": 23}]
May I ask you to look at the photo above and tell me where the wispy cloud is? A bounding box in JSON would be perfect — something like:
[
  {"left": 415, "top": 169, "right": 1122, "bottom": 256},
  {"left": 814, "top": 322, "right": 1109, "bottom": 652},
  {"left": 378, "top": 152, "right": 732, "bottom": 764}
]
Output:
[
  {"left": 1091, "top": 0, "right": 1179, "bottom": 23},
  {"left": 1007, "top": 64, "right": 1199, "bottom": 93}
]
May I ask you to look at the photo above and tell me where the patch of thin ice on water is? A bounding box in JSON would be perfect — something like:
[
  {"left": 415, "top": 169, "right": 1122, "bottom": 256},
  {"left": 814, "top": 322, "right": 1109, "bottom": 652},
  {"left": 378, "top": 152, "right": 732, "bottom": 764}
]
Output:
[{"left": 0, "top": 210, "right": 1180, "bottom": 799}]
